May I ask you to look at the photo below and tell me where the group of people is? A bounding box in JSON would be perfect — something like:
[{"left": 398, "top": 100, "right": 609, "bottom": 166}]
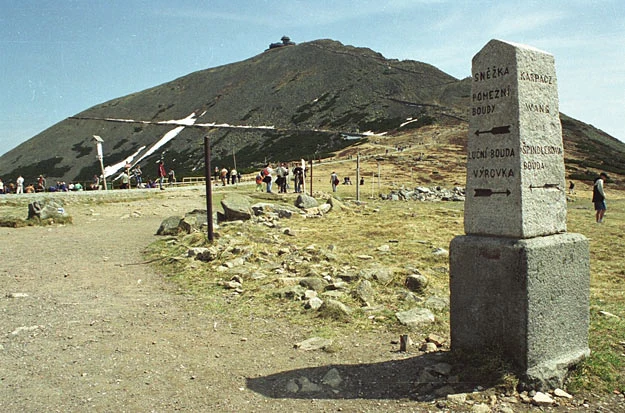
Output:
[
  {"left": 111, "top": 160, "right": 175, "bottom": 190},
  {"left": 329, "top": 172, "right": 364, "bottom": 192},
  {"left": 216, "top": 167, "right": 241, "bottom": 186},
  {"left": 0, "top": 167, "right": 613, "bottom": 226},
  {"left": 0, "top": 175, "right": 92, "bottom": 194},
  {"left": 0, "top": 175, "right": 59, "bottom": 194},
  {"left": 254, "top": 162, "right": 306, "bottom": 194}
]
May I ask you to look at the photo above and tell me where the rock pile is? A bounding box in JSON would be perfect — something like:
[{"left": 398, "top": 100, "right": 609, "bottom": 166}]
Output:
[
  {"left": 27, "top": 199, "right": 68, "bottom": 220},
  {"left": 156, "top": 193, "right": 449, "bottom": 331},
  {"left": 381, "top": 186, "right": 465, "bottom": 202}
]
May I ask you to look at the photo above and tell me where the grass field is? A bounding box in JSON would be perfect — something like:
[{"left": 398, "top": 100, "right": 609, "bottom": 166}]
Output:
[{"left": 146, "top": 179, "right": 625, "bottom": 395}]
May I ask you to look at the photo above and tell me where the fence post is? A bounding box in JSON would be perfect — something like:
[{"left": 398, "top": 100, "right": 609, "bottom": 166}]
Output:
[{"left": 204, "top": 136, "right": 214, "bottom": 242}]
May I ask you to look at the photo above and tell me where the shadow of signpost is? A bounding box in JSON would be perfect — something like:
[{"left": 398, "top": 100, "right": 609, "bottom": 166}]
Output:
[{"left": 246, "top": 351, "right": 501, "bottom": 401}]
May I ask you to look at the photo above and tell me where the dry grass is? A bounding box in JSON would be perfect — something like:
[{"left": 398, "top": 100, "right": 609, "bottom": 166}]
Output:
[{"left": 151, "top": 126, "right": 625, "bottom": 395}]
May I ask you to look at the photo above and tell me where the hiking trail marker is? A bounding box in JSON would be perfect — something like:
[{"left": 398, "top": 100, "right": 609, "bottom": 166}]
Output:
[{"left": 450, "top": 39, "right": 590, "bottom": 389}]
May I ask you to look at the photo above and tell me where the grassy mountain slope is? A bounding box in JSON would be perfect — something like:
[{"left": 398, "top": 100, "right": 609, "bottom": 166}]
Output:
[{"left": 0, "top": 39, "right": 623, "bottom": 188}]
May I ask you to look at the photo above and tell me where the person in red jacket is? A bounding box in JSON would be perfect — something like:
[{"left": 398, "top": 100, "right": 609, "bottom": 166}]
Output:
[{"left": 157, "top": 160, "right": 167, "bottom": 190}]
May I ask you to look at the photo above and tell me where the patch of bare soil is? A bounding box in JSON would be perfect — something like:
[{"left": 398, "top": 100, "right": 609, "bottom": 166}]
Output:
[{"left": 0, "top": 188, "right": 622, "bottom": 412}]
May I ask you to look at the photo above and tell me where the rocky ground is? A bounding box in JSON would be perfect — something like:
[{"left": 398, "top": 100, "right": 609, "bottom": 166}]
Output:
[{"left": 1, "top": 187, "right": 624, "bottom": 412}]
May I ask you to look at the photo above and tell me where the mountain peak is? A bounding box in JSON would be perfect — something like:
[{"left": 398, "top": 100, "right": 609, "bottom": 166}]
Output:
[{"left": 0, "top": 38, "right": 623, "bottom": 185}]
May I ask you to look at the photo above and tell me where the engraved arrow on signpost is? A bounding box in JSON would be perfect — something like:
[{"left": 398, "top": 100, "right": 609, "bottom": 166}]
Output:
[
  {"left": 529, "top": 183, "right": 561, "bottom": 190},
  {"left": 474, "top": 188, "right": 512, "bottom": 197},
  {"left": 474, "top": 125, "right": 511, "bottom": 136}
]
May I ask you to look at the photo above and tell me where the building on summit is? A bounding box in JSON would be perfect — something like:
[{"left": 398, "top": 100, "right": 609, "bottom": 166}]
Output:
[{"left": 268, "top": 36, "right": 295, "bottom": 50}]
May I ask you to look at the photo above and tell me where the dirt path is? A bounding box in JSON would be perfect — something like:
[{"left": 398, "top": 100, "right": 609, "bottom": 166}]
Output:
[
  {"left": 1, "top": 191, "right": 428, "bottom": 412},
  {"left": 5, "top": 189, "right": 614, "bottom": 412}
]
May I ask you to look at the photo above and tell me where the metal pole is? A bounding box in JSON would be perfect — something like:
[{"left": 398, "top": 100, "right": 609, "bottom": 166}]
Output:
[
  {"left": 356, "top": 153, "right": 360, "bottom": 202},
  {"left": 377, "top": 162, "right": 381, "bottom": 192},
  {"left": 309, "top": 158, "right": 313, "bottom": 197},
  {"left": 204, "top": 136, "right": 214, "bottom": 242}
]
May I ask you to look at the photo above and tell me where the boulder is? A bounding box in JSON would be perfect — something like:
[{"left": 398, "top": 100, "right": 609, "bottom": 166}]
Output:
[
  {"left": 299, "top": 277, "right": 327, "bottom": 292},
  {"left": 396, "top": 307, "right": 435, "bottom": 327},
  {"left": 27, "top": 201, "right": 42, "bottom": 219},
  {"left": 294, "top": 337, "right": 333, "bottom": 351},
  {"left": 179, "top": 210, "right": 208, "bottom": 233},
  {"left": 295, "top": 193, "right": 318, "bottom": 209},
  {"left": 251, "top": 202, "right": 275, "bottom": 216},
  {"left": 359, "top": 266, "right": 394, "bottom": 283},
  {"left": 424, "top": 296, "right": 449, "bottom": 311},
  {"left": 405, "top": 273, "right": 429, "bottom": 293},
  {"left": 221, "top": 194, "right": 253, "bottom": 221},
  {"left": 28, "top": 200, "right": 67, "bottom": 220},
  {"left": 353, "top": 280, "right": 375, "bottom": 306},
  {"left": 305, "top": 296, "right": 323, "bottom": 310},
  {"left": 156, "top": 216, "right": 183, "bottom": 235},
  {"left": 327, "top": 197, "right": 348, "bottom": 211},
  {"left": 318, "top": 299, "right": 352, "bottom": 320}
]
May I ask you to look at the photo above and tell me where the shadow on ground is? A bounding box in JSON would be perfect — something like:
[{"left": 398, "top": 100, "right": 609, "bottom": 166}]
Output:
[{"left": 247, "top": 351, "right": 498, "bottom": 401}]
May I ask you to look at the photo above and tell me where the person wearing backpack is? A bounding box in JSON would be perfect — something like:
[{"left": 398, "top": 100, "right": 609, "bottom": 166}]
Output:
[
  {"left": 255, "top": 172, "right": 264, "bottom": 192},
  {"left": 330, "top": 171, "right": 339, "bottom": 192},
  {"left": 262, "top": 164, "right": 273, "bottom": 193}
]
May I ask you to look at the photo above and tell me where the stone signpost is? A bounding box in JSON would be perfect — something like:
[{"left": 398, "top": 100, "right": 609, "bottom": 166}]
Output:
[{"left": 450, "top": 39, "right": 590, "bottom": 389}]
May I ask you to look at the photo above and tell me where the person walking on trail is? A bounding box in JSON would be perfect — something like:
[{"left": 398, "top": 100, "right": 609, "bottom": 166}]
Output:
[
  {"left": 592, "top": 172, "right": 608, "bottom": 223},
  {"left": 157, "top": 160, "right": 167, "bottom": 190},
  {"left": 330, "top": 171, "right": 339, "bottom": 192},
  {"left": 293, "top": 164, "right": 304, "bottom": 193},
  {"left": 16, "top": 175, "right": 24, "bottom": 194}
]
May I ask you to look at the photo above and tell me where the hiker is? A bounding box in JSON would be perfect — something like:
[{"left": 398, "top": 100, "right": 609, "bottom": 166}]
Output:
[
  {"left": 330, "top": 171, "right": 339, "bottom": 192},
  {"left": 37, "top": 175, "right": 46, "bottom": 192},
  {"left": 262, "top": 164, "right": 273, "bottom": 193},
  {"left": 133, "top": 165, "right": 143, "bottom": 188},
  {"left": 293, "top": 164, "right": 304, "bottom": 193},
  {"left": 275, "top": 163, "right": 288, "bottom": 193},
  {"left": 592, "top": 172, "right": 608, "bottom": 223},
  {"left": 16, "top": 175, "right": 24, "bottom": 194},
  {"left": 220, "top": 167, "right": 228, "bottom": 186},
  {"left": 168, "top": 169, "right": 176, "bottom": 186},
  {"left": 118, "top": 170, "right": 130, "bottom": 189},
  {"left": 157, "top": 160, "right": 167, "bottom": 190},
  {"left": 255, "top": 172, "right": 264, "bottom": 192}
]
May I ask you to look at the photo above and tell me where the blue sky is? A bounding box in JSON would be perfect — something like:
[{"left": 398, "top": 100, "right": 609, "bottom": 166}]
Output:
[{"left": 1, "top": 0, "right": 624, "bottom": 156}]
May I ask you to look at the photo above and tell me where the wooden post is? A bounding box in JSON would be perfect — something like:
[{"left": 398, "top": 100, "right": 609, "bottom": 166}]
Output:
[
  {"left": 204, "top": 136, "right": 214, "bottom": 242},
  {"left": 356, "top": 153, "right": 360, "bottom": 202},
  {"left": 399, "top": 334, "right": 412, "bottom": 352}
]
